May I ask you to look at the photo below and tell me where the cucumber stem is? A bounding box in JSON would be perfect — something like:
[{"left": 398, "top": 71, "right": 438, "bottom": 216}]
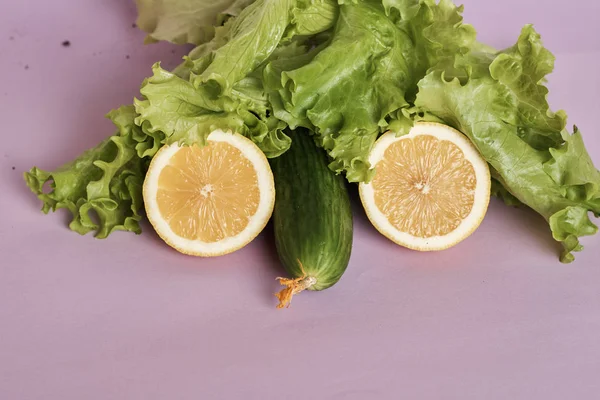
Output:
[{"left": 274, "top": 261, "right": 316, "bottom": 309}]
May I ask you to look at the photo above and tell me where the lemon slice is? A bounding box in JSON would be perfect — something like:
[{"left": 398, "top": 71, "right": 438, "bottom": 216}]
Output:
[
  {"left": 143, "top": 130, "right": 275, "bottom": 257},
  {"left": 359, "top": 122, "right": 491, "bottom": 251}
]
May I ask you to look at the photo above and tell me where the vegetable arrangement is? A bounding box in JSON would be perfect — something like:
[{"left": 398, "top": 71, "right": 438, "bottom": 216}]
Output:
[{"left": 25, "top": 0, "right": 600, "bottom": 306}]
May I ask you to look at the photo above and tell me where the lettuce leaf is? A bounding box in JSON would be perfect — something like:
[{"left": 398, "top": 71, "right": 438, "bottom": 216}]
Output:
[
  {"left": 265, "top": 1, "right": 414, "bottom": 182},
  {"left": 189, "top": 0, "right": 295, "bottom": 94},
  {"left": 264, "top": 0, "right": 476, "bottom": 182},
  {"left": 134, "top": 0, "right": 341, "bottom": 159},
  {"left": 135, "top": 0, "right": 254, "bottom": 45},
  {"left": 134, "top": 63, "right": 289, "bottom": 157},
  {"left": 415, "top": 26, "right": 600, "bottom": 262},
  {"left": 285, "top": 0, "right": 338, "bottom": 38},
  {"left": 134, "top": 0, "right": 301, "bottom": 158},
  {"left": 24, "top": 106, "right": 149, "bottom": 237}
]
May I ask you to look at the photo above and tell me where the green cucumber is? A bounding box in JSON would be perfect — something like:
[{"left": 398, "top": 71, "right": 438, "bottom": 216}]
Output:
[{"left": 270, "top": 129, "right": 353, "bottom": 308}]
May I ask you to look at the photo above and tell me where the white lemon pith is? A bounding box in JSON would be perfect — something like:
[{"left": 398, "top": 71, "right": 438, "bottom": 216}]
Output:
[
  {"left": 143, "top": 130, "right": 275, "bottom": 257},
  {"left": 359, "top": 122, "right": 491, "bottom": 251}
]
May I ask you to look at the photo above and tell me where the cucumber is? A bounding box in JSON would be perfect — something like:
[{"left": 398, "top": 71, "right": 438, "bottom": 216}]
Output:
[{"left": 270, "top": 129, "right": 353, "bottom": 308}]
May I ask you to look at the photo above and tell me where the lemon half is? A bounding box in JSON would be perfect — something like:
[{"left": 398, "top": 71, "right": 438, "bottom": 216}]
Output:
[
  {"left": 359, "top": 122, "right": 491, "bottom": 251},
  {"left": 143, "top": 130, "right": 275, "bottom": 257}
]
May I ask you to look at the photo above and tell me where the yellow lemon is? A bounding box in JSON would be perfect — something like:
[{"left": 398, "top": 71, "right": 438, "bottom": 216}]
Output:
[
  {"left": 143, "top": 130, "right": 275, "bottom": 256},
  {"left": 359, "top": 122, "right": 491, "bottom": 251}
]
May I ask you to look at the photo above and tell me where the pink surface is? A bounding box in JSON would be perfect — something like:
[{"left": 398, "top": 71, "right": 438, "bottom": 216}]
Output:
[{"left": 1, "top": 1, "right": 600, "bottom": 399}]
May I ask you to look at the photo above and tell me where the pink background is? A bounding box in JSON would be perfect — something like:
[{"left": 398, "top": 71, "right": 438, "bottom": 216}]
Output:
[{"left": 1, "top": 1, "right": 600, "bottom": 399}]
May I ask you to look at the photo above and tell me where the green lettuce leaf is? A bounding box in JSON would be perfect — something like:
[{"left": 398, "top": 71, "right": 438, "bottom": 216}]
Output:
[
  {"left": 264, "top": 1, "right": 414, "bottom": 182},
  {"left": 285, "top": 0, "right": 338, "bottom": 38},
  {"left": 264, "top": 0, "right": 475, "bottom": 182},
  {"left": 137, "top": 38, "right": 300, "bottom": 157},
  {"left": 135, "top": 0, "right": 319, "bottom": 158},
  {"left": 189, "top": 0, "right": 294, "bottom": 94},
  {"left": 24, "top": 106, "right": 149, "bottom": 237},
  {"left": 392, "top": 0, "right": 477, "bottom": 81},
  {"left": 415, "top": 25, "right": 600, "bottom": 262},
  {"left": 218, "top": 0, "right": 257, "bottom": 23},
  {"left": 382, "top": 0, "right": 421, "bottom": 20},
  {"left": 135, "top": 0, "right": 254, "bottom": 45},
  {"left": 134, "top": 63, "right": 290, "bottom": 157}
]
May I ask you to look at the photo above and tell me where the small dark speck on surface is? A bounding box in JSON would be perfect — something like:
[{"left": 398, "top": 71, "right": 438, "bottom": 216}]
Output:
[
  {"left": 171, "top": 49, "right": 176, "bottom": 54},
  {"left": 62, "top": 40, "right": 71, "bottom": 47},
  {"left": 24, "top": 65, "right": 29, "bottom": 70},
  {"left": 132, "top": 23, "right": 137, "bottom": 28},
  {"left": 12, "top": 166, "right": 16, "bottom": 170},
  {"left": 9, "top": 36, "right": 15, "bottom": 41},
  {"left": 125, "top": 55, "right": 130, "bottom": 59}
]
